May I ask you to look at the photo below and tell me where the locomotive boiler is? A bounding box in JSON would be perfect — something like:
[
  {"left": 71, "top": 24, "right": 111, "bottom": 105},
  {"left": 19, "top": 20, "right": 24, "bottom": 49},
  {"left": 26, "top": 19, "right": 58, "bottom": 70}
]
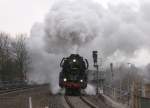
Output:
[{"left": 59, "top": 54, "right": 88, "bottom": 95}]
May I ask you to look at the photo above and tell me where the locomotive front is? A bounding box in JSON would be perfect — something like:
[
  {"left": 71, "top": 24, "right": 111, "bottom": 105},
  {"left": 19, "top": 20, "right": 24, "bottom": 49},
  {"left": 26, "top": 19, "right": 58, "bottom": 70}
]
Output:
[{"left": 59, "top": 54, "right": 88, "bottom": 95}]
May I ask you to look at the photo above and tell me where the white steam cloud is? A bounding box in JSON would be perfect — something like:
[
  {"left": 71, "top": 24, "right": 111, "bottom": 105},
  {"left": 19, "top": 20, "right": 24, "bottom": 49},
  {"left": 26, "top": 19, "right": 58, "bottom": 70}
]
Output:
[
  {"left": 27, "top": 0, "right": 150, "bottom": 93},
  {"left": 85, "top": 84, "right": 96, "bottom": 95},
  {"left": 44, "top": 0, "right": 103, "bottom": 53}
]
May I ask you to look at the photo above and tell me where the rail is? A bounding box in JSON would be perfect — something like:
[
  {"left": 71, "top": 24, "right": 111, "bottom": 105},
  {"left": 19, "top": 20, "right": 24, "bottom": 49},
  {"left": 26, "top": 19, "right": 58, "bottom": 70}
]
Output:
[
  {"left": 64, "top": 96, "right": 98, "bottom": 108},
  {"left": 0, "top": 84, "right": 49, "bottom": 96}
]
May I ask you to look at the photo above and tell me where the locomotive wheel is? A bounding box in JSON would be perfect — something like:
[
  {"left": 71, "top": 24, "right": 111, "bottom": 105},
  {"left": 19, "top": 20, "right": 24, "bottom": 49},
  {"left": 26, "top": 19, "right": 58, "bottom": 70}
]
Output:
[{"left": 65, "top": 88, "right": 81, "bottom": 96}]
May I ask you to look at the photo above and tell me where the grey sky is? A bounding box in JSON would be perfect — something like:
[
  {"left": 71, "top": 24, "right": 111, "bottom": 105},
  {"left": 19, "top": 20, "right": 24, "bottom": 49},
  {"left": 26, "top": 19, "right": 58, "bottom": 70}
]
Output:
[
  {"left": 0, "top": 0, "right": 53, "bottom": 35},
  {"left": 0, "top": 0, "right": 141, "bottom": 36},
  {"left": 0, "top": 0, "right": 150, "bottom": 67}
]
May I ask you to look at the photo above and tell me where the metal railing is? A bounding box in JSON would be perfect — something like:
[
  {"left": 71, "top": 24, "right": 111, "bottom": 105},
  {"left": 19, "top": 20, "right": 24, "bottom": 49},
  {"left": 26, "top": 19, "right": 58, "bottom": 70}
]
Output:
[{"left": 103, "top": 84, "right": 130, "bottom": 104}]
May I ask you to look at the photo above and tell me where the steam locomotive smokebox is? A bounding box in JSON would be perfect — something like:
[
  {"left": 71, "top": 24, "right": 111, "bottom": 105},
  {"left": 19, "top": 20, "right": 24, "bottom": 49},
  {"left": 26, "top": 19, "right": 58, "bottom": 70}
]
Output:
[{"left": 59, "top": 54, "right": 89, "bottom": 95}]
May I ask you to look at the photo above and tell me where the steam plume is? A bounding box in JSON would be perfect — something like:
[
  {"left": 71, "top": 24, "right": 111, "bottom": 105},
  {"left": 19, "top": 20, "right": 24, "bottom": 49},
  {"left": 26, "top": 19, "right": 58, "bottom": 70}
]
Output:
[
  {"left": 44, "top": 0, "right": 103, "bottom": 54},
  {"left": 27, "top": 0, "right": 150, "bottom": 93}
]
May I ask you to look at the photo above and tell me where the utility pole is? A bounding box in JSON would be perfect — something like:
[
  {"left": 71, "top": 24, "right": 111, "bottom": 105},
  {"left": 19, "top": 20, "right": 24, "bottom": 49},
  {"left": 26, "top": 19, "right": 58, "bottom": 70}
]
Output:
[
  {"left": 132, "top": 80, "right": 140, "bottom": 108},
  {"left": 92, "top": 51, "right": 99, "bottom": 94},
  {"left": 128, "top": 63, "right": 132, "bottom": 106},
  {"left": 110, "top": 63, "right": 115, "bottom": 98},
  {"left": 110, "top": 63, "right": 113, "bottom": 85}
]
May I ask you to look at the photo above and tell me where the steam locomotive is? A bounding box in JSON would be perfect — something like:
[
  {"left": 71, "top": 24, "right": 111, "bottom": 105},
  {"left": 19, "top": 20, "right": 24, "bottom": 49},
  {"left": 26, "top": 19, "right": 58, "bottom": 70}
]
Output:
[{"left": 59, "top": 54, "right": 88, "bottom": 95}]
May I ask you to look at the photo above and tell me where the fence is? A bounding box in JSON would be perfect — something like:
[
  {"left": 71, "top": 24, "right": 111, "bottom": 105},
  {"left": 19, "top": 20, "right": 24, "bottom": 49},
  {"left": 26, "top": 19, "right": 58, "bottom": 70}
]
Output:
[{"left": 103, "top": 85, "right": 129, "bottom": 104}]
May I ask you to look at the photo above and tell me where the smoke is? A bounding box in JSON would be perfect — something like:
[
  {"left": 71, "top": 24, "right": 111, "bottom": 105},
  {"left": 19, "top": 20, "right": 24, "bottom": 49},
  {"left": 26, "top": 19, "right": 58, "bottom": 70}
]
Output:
[
  {"left": 44, "top": 0, "right": 103, "bottom": 54},
  {"left": 27, "top": 0, "right": 150, "bottom": 93},
  {"left": 85, "top": 84, "right": 96, "bottom": 95},
  {"left": 79, "top": 0, "right": 150, "bottom": 66}
]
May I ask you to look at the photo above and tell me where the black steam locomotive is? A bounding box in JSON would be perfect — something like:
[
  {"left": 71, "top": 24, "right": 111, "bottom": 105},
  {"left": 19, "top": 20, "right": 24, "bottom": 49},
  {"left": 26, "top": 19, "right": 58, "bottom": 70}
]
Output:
[{"left": 59, "top": 54, "right": 88, "bottom": 95}]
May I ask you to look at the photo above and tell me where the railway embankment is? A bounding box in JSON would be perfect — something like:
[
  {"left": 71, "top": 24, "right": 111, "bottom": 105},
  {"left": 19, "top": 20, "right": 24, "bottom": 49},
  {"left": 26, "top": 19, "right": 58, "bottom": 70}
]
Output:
[{"left": 0, "top": 84, "right": 50, "bottom": 108}]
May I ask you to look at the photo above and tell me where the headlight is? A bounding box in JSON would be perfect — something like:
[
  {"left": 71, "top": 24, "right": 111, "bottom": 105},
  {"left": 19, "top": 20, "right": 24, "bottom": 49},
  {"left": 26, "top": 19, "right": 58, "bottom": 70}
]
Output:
[
  {"left": 80, "top": 79, "right": 83, "bottom": 83},
  {"left": 73, "top": 59, "right": 76, "bottom": 62},
  {"left": 63, "top": 78, "right": 67, "bottom": 82}
]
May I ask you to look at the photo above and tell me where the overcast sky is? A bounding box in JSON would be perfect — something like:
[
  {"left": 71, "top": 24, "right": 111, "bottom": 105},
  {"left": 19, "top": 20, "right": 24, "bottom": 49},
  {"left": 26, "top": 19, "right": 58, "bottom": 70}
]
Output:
[
  {"left": 0, "top": 0, "right": 142, "bottom": 36},
  {"left": 0, "top": 0, "right": 53, "bottom": 35},
  {"left": 0, "top": 0, "right": 150, "bottom": 67}
]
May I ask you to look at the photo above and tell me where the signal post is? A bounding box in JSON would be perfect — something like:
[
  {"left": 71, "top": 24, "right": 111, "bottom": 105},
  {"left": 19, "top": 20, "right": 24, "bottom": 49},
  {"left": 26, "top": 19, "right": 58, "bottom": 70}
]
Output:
[{"left": 92, "top": 51, "right": 103, "bottom": 94}]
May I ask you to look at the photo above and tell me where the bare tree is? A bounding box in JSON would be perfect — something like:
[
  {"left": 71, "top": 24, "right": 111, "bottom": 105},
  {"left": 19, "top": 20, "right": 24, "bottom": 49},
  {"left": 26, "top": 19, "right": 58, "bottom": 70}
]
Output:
[
  {"left": 12, "top": 34, "right": 30, "bottom": 81},
  {"left": 0, "top": 33, "right": 13, "bottom": 81},
  {"left": 0, "top": 32, "right": 31, "bottom": 83}
]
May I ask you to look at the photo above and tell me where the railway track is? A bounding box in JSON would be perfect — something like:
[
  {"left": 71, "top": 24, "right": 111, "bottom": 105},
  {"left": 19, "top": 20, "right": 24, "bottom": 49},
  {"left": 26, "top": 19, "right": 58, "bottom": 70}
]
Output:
[
  {"left": 82, "top": 95, "right": 113, "bottom": 108},
  {"left": 0, "top": 84, "right": 49, "bottom": 96},
  {"left": 0, "top": 84, "right": 50, "bottom": 108},
  {"left": 64, "top": 96, "right": 98, "bottom": 108},
  {"left": 0, "top": 87, "right": 31, "bottom": 95}
]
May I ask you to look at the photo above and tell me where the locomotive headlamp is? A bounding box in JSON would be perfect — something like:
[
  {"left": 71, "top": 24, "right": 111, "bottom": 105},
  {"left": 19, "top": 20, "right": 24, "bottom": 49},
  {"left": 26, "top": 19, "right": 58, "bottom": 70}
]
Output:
[
  {"left": 63, "top": 78, "right": 67, "bottom": 82},
  {"left": 73, "top": 59, "right": 76, "bottom": 62},
  {"left": 80, "top": 79, "right": 83, "bottom": 83}
]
